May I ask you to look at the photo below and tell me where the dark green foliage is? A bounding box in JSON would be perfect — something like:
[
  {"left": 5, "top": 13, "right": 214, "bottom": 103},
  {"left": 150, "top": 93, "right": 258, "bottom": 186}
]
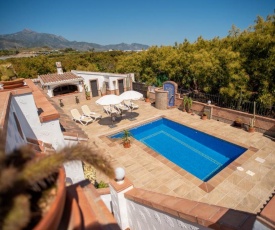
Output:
[
  {"left": 1, "top": 14, "right": 274, "bottom": 105},
  {"left": 94, "top": 180, "right": 109, "bottom": 189},
  {"left": 0, "top": 132, "right": 114, "bottom": 230},
  {"left": 117, "top": 14, "right": 274, "bottom": 105}
]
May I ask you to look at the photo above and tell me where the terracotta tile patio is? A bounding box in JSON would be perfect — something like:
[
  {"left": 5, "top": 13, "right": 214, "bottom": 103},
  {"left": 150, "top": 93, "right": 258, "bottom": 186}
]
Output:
[{"left": 52, "top": 93, "right": 275, "bottom": 214}]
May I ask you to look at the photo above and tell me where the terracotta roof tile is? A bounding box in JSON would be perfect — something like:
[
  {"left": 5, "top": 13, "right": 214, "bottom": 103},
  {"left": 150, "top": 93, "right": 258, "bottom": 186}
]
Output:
[
  {"left": 25, "top": 79, "right": 60, "bottom": 122},
  {"left": 38, "top": 72, "right": 83, "bottom": 86}
]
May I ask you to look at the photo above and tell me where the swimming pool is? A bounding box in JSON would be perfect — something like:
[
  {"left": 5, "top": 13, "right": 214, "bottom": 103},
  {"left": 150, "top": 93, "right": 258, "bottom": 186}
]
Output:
[{"left": 111, "top": 118, "right": 247, "bottom": 181}]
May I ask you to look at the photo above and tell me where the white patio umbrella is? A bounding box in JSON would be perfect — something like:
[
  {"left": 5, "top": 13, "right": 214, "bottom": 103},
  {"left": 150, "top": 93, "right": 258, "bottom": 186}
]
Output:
[
  {"left": 119, "top": 90, "right": 143, "bottom": 100},
  {"left": 95, "top": 95, "right": 123, "bottom": 106}
]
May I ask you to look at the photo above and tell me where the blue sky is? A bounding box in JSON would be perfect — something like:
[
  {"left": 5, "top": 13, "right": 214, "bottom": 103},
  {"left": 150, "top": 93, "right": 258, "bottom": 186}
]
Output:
[{"left": 0, "top": 0, "right": 273, "bottom": 46}]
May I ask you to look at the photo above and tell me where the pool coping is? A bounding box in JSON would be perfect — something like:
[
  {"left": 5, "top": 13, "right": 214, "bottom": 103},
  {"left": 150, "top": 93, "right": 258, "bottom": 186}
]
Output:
[{"left": 100, "top": 115, "right": 259, "bottom": 193}]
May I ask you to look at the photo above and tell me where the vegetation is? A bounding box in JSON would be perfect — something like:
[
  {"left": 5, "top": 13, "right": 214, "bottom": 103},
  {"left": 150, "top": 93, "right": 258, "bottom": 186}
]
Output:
[
  {"left": 95, "top": 180, "right": 109, "bottom": 189},
  {"left": 249, "top": 118, "right": 256, "bottom": 128},
  {"left": 0, "top": 135, "right": 114, "bottom": 230},
  {"left": 84, "top": 84, "right": 90, "bottom": 98},
  {"left": 182, "top": 96, "right": 192, "bottom": 112},
  {"left": 122, "top": 130, "right": 131, "bottom": 144},
  {"left": 0, "top": 50, "right": 19, "bottom": 57},
  {"left": 0, "top": 14, "right": 274, "bottom": 106},
  {"left": 0, "top": 63, "right": 17, "bottom": 81}
]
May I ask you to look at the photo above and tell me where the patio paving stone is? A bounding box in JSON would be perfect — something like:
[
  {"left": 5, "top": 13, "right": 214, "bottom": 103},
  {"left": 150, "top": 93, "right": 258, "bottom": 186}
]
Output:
[{"left": 52, "top": 94, "right": 275, "bottom": 214}]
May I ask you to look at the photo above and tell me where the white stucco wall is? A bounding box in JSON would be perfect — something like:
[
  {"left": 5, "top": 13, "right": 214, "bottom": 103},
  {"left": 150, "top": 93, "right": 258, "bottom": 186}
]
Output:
[
  {"left": 71, "top": 70, "right": 133, "bottom": 93},
  {"left": 13, "top": 94, "right": 65, "bottom": 150},
  {"left": 126, "top": 200, "right": 210, "bottom": 230},
  {"left": 71, "top": 71, "right": 105, "bottom": 92},
  {"left": 63, "top": 160, "right": 85, "bottom": 184},
  {"left": 110, "top": 184, "right": 133, "bottom": 230},
  {"left": 4, "top": 92, "right": 86, "bottom": 185},
  {"left": 100, "top": 194, "right": 112, "bottom": 212},
  {"left": 5, "top": 98, "right": 28, "bottom": 154}
]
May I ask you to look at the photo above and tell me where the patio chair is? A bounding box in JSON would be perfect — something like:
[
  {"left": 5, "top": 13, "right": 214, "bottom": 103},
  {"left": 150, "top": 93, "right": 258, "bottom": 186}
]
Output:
[
  {"left": 103, "top": 105, "right": 120, "bottom": 116},
  {"left": 124, "top": 100, "right": 139, "bottom": 110},
  {"left": 70, "top": 109, "right": 94, "bottom": 126},
  {"left": 81, "top": 105, "right": 102, "bottom": 120}
]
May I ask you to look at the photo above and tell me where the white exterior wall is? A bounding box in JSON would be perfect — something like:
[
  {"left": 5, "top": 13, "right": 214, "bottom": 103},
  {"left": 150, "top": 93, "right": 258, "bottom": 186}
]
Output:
[
  {"left": 126, "top": 200, "right": 210, "bottom": 230},
  {"left": 108, "top": 76, "right": 125, "bottom": 91},
  {"left": 5, "top": 93, "right": 85, "bottom": 185},
  {"left": 34, "top": 120, "right": 65, "bottom": 150},
  {"left": 13, "top": 94, "right": 65, "bottom": 150},
  {"left": 100, "top": 194, "right": 112, "bottom": 212},
  {"left": 71, "top": 70, "right": 134, "bottom": 93},
  {"left": 71, "top": 71, "right": 105, "bottom": 92},
  {"left": 110, "top": 184, "right": 133, "bottom": 230},
  {"left": 5, "top": 98, "right": 27, "bottom": 154},
  {"left": 63, "top": 160, "right": 85, "bottom": 184}
]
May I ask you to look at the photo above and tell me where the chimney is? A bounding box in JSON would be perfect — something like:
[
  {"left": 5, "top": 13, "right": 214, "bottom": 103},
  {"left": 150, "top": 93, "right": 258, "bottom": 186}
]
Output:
[{"left": 56, "top": 62, "right": 63, "bottom": 74}]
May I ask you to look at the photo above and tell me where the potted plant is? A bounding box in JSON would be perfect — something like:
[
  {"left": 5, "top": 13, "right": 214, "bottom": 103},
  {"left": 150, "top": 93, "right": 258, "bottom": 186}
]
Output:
[
  {"left": 145, "top": 91, "right": 150, "bottom": 103},
  {"left": 0, "top": 136, "right": 114, "bottom": 230},
  {"left": 84, "top": 84, "right": 91, "bottom": 100},
  {"left": 201, "top": 112, "right": 207, "bottom": 120},
  {"left": 182, "top": 96, "right": 189, "bottom": 112},
  {"left": 248, "top": 118, "right": 256, "bottom": 133},
  {"left": 100, "top": 83, "right": 107, "bottom": 96},
  {"left": 248, "top": 101, "right": 256, "bottom": 133},
  {"left": 122, "top": 129, "right": 131, "bottom": 148},
  {"left": 186, "top": 97, "right": 193, "bottom": 113}
]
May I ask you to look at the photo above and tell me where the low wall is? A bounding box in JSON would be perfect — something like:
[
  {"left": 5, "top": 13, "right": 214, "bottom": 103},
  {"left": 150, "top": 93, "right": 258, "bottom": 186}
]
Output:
[{"left": 172, "top": 97, "right": 275, "bottom": 138}]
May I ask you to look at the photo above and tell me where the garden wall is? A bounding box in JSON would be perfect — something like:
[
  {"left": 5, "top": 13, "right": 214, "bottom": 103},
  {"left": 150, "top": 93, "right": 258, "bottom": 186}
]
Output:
[{"left": 176, "top": 98, "right": 275, "bottom": 138}]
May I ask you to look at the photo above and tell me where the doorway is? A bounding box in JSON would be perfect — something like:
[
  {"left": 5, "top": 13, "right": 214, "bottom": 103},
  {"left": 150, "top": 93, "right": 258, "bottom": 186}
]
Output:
[
  {"left": 90, "top": 80, "right": 99, "bottom": 97},
  {"left": 118, "top": 79, "right": 124, "bottom": 95}
]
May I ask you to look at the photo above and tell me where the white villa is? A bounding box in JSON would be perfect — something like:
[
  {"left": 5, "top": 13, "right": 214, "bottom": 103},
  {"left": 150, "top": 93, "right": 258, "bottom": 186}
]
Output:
[{"left": 38, "top": 62, "right": 134, "bottom": 98}]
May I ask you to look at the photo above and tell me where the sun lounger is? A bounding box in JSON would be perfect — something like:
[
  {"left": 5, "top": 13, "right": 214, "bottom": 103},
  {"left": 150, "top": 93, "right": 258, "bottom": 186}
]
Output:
[
  {"left": 114, "top": 103, "right": 129, "bottom": 115},
  {"left": 70, "top": 108, "right": 94, "bottom": 126},
  {"left": 81, "top": 105, "right": 102, "bottom": 120},
  {"left": 124, "top": 100, "right": 139, "bottom": 110},
  {"left": 103, "top": 105, "right": 120, "bottom": 116}
]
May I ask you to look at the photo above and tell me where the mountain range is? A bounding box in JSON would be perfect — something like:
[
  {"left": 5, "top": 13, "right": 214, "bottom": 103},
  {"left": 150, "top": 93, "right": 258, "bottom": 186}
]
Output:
[{"left": 0, "top": 29, "right": 149, "bottom": 51}]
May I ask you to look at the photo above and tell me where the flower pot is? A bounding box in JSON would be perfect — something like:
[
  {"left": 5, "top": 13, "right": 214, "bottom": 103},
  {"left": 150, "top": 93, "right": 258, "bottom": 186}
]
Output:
[
  {"left": 145, "top": 98, "right": 150, "bottom": 103},
  {"left": 123, "top": 141, "right": 131, "bottom": 148},
  {"left": 34, "top": 168, "right": 66, "bottom": 230},
  {"left": 248, "top": 127, "right": 255, "bottom": 133},
  {"left": 201, "top": 115, "right": 207, "bottom": 120}
]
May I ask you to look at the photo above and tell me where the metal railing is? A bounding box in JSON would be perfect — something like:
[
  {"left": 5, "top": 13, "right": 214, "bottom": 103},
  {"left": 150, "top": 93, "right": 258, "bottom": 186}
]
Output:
[{"left": 188, "top": 92, "right": 275, "bottom": 118}]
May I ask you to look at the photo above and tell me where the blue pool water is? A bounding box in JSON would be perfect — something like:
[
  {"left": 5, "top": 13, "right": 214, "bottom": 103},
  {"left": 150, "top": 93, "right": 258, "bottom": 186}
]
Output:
[{"left": 111, "top": 118, "right": 247, "bottom": 181}]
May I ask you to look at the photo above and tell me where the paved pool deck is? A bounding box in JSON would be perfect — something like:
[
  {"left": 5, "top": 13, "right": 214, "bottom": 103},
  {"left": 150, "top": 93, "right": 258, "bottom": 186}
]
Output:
[{"left": 53, "top": 95, "right": 275, "bottom": 214}]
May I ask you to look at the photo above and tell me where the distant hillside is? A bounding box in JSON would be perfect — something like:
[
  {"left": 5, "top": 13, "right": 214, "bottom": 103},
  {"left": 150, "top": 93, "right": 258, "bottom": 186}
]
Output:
[{"left": 0, "top": 29, "right": 149, "bottom": 51}]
